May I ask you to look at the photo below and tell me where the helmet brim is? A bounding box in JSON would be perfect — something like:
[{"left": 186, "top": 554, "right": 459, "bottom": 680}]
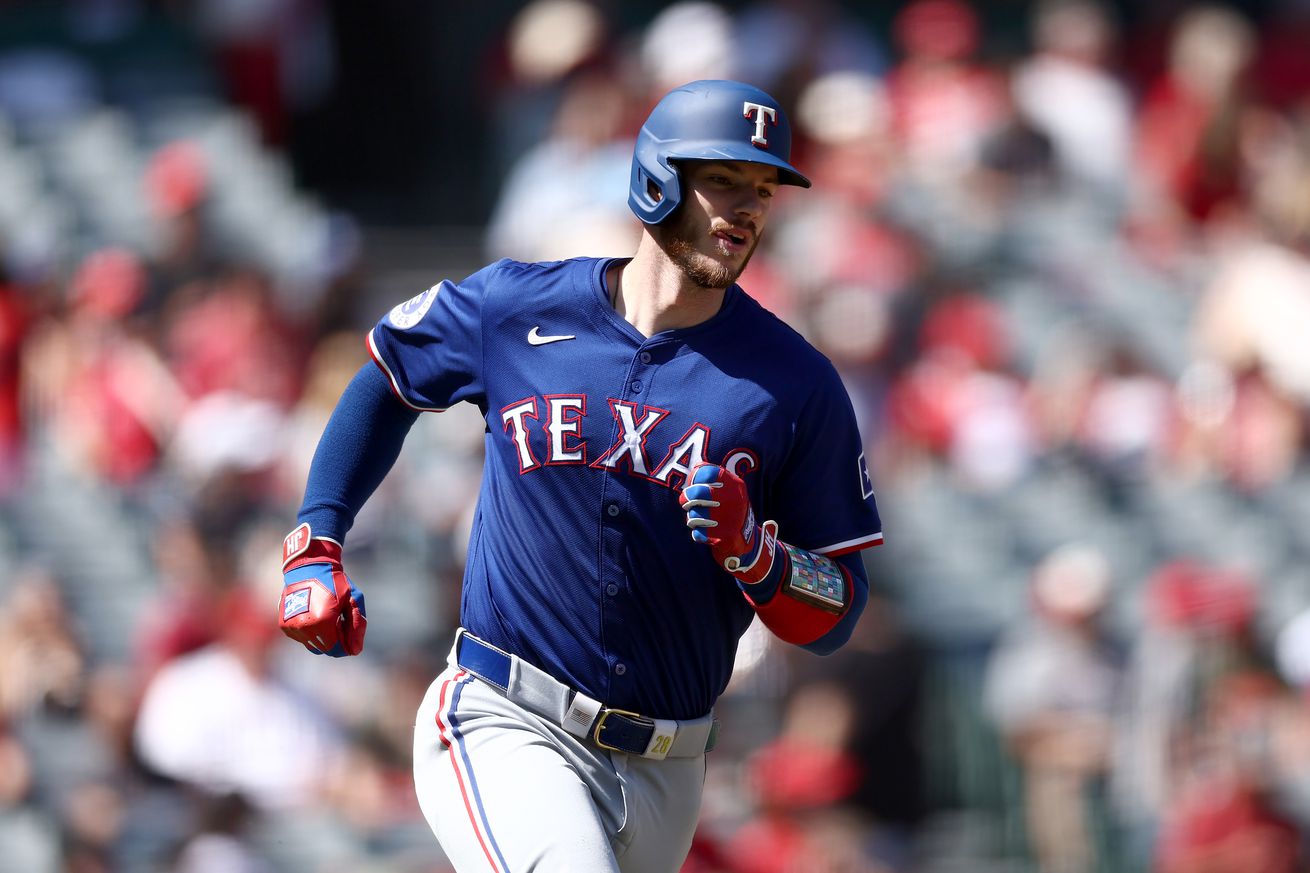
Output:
[{"left": 664, "top": 142, "right": 811, "bottom": 189}]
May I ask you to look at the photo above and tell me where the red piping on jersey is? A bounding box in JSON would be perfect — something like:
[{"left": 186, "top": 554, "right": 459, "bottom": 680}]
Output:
[
  {"left": 815, "top": 532, "right": 884, "bottom": 557},
  {"left": 366, "top": 330, "right": 450, "bottom": 413}
]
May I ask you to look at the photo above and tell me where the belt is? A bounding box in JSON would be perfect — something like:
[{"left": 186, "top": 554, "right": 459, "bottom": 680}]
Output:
[{"left": 450, "top": 629, "right": 717, "bottom": 760}]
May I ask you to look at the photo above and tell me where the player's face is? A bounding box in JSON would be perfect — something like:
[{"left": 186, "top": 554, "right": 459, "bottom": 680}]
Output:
[{"left": 656, "top": 161, "right": 779, "bottom": 290}]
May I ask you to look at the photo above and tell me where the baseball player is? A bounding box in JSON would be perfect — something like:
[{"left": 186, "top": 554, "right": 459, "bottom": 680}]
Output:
[{"left": 278, "top": 79, "right": 884, "bottom": 872}]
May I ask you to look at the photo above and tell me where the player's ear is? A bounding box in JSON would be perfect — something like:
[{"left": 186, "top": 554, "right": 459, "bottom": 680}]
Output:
[{"left": 648, "top": 179, "right": 662, "bottom": 203}]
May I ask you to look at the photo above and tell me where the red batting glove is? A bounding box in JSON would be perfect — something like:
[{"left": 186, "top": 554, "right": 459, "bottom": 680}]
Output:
[
  {"left": 678, "top": 463, "right": 780, "bottom": 585},
  {"left": 279, "top": 523, "right": 367, "bottom": 657}
]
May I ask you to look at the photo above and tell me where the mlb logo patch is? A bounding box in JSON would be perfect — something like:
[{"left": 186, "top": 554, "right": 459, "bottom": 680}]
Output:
[
  {"left": 283, "top": 588, "right": 311, "bottom": 621},
  {"left": 388, "top": 284, "right": 440, "bottom": 329}
]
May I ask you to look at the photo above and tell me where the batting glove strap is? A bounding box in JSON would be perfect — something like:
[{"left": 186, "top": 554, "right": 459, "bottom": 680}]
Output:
[
  {"left": 282, "top": 521, "right": 342, "bottom": 571},
  {"left": 726, "top": 519, "right": 782, "bottom": 586}
]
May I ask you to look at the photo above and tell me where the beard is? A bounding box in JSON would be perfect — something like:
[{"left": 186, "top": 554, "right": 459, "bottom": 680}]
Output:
[{"left": 654, "top": 204, "right": 759, "bottom": 290}]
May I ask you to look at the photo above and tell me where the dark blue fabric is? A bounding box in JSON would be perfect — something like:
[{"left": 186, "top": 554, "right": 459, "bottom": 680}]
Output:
[
  {"left": 298, "top": 364, "right": 419, "bottom": 542},
  {"left": 593, "top": 712, "right": 657, "bottom": 755},
  {"left": 350, "top": 256, "right": 881, "bottom": 719}
]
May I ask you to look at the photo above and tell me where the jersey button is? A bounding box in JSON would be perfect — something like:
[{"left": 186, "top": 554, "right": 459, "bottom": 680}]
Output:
[
  {"left": 614, "top": 663, "right": 627, "bottom": 676},
  {"left": 606, "top": 503, "right": 620, "bottom": 517},
  {"left": 630, "top": 381, "right": 642, "bottom": 392},
  {"left": 639, "top": 352, "right": 652, "bottom": 364},
  {"left": 606, "top": 583, "right": 619, "bottom": 596}
]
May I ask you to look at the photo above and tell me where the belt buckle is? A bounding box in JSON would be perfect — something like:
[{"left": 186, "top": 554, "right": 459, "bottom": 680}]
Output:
[{"left": 592, "top": 708, "right": 651, "bottom": 754}]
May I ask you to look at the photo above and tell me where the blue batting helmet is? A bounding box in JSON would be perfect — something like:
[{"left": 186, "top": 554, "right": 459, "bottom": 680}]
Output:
[{"left": 628, "top": 80, "right": 811, "bottom": 225}]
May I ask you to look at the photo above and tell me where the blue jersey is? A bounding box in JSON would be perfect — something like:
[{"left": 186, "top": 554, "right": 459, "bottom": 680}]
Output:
[{"left": 368, "top": 257, "right": 882, "bottom": 719}]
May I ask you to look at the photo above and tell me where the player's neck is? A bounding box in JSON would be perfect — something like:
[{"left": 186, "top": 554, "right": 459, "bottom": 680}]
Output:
[{"left": 611, "top": 239, "right": 727, "bottom": 337}]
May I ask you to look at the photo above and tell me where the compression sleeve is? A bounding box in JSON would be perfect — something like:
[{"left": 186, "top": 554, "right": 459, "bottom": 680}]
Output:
[{"left": 297, "top": 363, "right": 421, "bottom": 542}]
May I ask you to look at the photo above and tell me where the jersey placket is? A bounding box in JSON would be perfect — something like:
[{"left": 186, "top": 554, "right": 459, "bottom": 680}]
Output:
[{"left": 595, "top": 339, "right": 672, "bottom": 706}]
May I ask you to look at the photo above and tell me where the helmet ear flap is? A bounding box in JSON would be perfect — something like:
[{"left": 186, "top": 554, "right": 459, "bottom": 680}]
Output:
[
  {"left": 646, "top": 173, "right": 664, "bottom": 205},
  {"left": 629, "top": 157, "right": 681, "bottom": 224}
]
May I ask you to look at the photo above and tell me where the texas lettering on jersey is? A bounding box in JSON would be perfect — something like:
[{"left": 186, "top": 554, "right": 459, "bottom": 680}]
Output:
[{"left": 500, "top": 394, "right": 759, "bottom": 488}]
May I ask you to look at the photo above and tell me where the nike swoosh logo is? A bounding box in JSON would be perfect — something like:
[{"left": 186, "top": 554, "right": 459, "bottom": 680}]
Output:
[{"left": 528, "top": 326, "right": 576, "bottom": 346}]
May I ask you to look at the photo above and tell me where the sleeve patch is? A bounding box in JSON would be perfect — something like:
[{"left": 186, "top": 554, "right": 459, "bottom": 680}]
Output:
[
  {"left": 388, "top": 284, "right": 440, "bottom": 329},
  {"left": 858, "top": 452, "right": 874, "bottom": 500}
]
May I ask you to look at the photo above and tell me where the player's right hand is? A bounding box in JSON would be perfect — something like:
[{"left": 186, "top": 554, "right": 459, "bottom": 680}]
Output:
[{"left": 278, "top": 523, "right": 367, "bottom": 657}]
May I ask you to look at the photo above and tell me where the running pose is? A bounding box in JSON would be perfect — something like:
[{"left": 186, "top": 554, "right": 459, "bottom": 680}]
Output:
[{"left": 278, "top": 79, "right": 884, "bottom": 872}]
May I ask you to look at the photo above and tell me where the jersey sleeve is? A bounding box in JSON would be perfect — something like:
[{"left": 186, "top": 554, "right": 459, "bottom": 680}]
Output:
[
  {"left": 366, "top": 261, "right": 501, "bottom": 411},
  {"left": 769, "top": 364, "right": 884, "bottom": 555}
]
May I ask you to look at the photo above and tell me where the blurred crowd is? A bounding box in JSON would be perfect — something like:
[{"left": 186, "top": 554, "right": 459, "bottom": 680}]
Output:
[{"left": 3, "top": 0, "right": 1310, "bottom": 872}]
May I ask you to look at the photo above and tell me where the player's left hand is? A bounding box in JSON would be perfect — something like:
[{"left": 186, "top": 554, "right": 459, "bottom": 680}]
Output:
[
  {"left": 679, "top": 464, "right": 778, "bottom": 584},
  {"left": 278, "top": 523, "right": 367, "bottom": 657}
]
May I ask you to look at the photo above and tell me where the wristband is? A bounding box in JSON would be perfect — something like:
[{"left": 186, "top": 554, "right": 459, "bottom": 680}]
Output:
[
  {"left": 743, "top": 546, "right": 853, "bottom": 644},
  {"left": 778, "top": 542, "right": 848, "bottom": 613}
]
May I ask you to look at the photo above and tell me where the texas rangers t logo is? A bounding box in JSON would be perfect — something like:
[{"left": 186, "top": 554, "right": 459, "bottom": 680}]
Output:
[{"left": 742, "top": 101, "right": 777, "bottom": 148}]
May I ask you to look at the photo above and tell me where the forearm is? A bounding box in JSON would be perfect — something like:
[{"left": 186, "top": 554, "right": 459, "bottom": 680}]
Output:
[
  {"left": 298, "top": 363, "right": 421, "bottom": 542},
  {"left": 679, "top": 463, "right": 872, "bottom": 654},
  {"left": 739, "top": 545, "right": 869, "bottom": 653}
]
